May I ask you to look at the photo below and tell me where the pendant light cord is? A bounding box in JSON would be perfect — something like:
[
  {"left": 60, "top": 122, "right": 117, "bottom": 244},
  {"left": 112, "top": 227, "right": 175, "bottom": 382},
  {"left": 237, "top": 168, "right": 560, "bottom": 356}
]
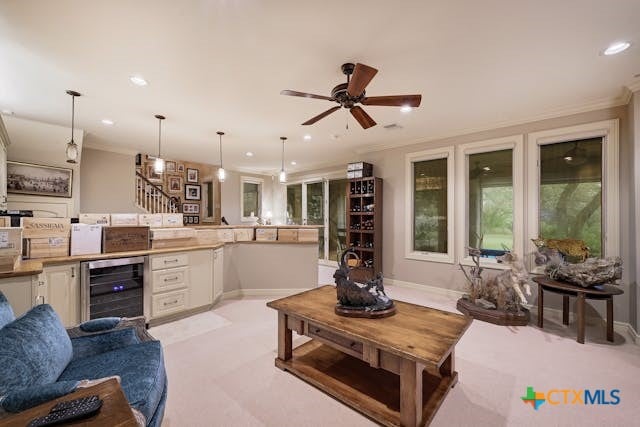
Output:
[
  {"left": 158, "top": 118, "right": 162, "bottom": 157},
  {"left": 281, "top": 139, "right": 285, "bottom": 171},
  {"left": 70, "top": 95, "right": 75, "bottom": 143},
  {"left": 219, "top": 133, "right": 223, "bottom": 168}
]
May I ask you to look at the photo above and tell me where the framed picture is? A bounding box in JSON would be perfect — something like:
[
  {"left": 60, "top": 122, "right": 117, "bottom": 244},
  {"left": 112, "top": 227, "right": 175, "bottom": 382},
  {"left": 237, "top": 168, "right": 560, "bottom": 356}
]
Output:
[
  {"left": 182, "top": 203, "right": 200, "bottom": 214},
  {"left": 183, "top": 215, "right": 199, "bottom": 225},
  {"left": 146, "top": 165, "right": 162, "bottom": 182},
  {"left": 186, "top": 168, "right": 199, "bottom": 183},
  {"left": 7, "top": 161, "right": 73, "bottom": 198},
  {"left": 177, "top": 163, "right": 185, "bottom": 173},
  {"left": 166, "top": 161, "right": 177, "bottom": 173},
  {"left": 185, "top": 184, "right": 201, "bottom": 200},
  {"left": 169, "top": 196, "right": 180, "bottom": 209},
  {"left": 168, "top": 176, "right": 182, "bottom": 193}
]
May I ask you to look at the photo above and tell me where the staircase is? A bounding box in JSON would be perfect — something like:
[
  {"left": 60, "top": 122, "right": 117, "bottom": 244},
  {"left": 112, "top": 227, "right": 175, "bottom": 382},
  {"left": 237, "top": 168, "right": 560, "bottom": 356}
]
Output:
[{"left": 136, "top": 172, "right": 178, "bottom": 214}]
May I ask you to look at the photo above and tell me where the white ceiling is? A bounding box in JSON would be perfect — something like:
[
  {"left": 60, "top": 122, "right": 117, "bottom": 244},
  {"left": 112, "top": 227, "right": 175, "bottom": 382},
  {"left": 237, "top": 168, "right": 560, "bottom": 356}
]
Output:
[{"left": 1, "top": 0, "right": 639, "bottom": 174}]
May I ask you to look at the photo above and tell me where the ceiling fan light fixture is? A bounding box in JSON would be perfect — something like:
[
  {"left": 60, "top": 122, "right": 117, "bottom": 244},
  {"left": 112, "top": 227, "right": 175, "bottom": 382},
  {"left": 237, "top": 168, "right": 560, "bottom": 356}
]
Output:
[
  {"left": 603, "top": 41, "right": 631, "bottom": 56},
  {"left": 400, "top": 105, "right": 412, "bottom": 113},
  {"left": 65, "top": 90, "right": 81, "bottom": 163}
]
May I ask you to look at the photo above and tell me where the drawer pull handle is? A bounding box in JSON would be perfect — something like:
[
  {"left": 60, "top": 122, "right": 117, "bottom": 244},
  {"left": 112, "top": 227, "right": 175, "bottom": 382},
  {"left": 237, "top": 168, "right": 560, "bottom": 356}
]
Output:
[
  {"left": 163, "top": 299, "right": 179, "bottom": 306},
  {"left": 164, "top": 276, "right": 179, "bottom": 282},
  {"left": 164, "top": 259, "right": 179, "bottom": 264}
]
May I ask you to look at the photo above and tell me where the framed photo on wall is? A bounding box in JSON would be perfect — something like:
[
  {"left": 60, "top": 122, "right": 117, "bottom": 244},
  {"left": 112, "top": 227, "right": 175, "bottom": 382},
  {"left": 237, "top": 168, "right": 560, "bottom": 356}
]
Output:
[
  {"left": 182, "top": 203, "right": 200, "bottom": 214},
  {"left": 168, "top": 176, "right": 182, "bottom": 193},
  {"left": 6, "top": 161, "right": 73, "bottom": 198},
  {"left": 187, "top": 168, "right": 199, "bottom": 183},
  {"left": 177, "top": 163, "right": 185, "bottom": 173},
  {"left": 166, "top": 161, "right": 177, "bottom": 173},
  {"left": 146, "top": 165, "right": 162, "bottom": 182},
  {"left": 185, "top": 184, "right": 201, "bottom": 200}
]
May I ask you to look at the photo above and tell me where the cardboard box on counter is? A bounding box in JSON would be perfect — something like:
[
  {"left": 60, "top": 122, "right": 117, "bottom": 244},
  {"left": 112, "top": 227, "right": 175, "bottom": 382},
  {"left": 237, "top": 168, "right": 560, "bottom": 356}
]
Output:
[
  {"left": 150, "top": 227, "right": 196, "bottom": 240},
  {"left": 298, "top": 228, "right": 319, "bottom": 242},
  {"left": 233, "top": 228, "right": 254, "bottom": 242},
  {"left": 0, "top": 227, "right": 22, "bottom": 257},
  {"left": 20, "top": 217, "right": 70, "bottom": 238},
  {"left": 70, "top": 224, "right": 103, "bottom": 256},
  {"left": 161, "top": 213, "right": 183, "bottom": 228},
  {"left": 79, "top": 213, "right": 110, "bottom": 226},
  {"left": 138, "top": 214, "right": 163, "bottom": 228},
  {"left": 110, "top": 214, "right": 139, "bottom": 226},
  {"left": 255, "top": 228, "right": 277, "bottom": 241},
  {"left": 277, "top": 229, "right": 298, "bottom": 242},
  {"left": 24, "top": 237, "right": 69, "bottom": 259}
]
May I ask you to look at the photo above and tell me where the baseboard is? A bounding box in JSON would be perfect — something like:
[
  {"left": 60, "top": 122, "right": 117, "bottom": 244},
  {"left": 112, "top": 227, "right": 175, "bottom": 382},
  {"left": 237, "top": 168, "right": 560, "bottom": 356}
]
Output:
[
  {"left": 384, "top": 277, "right": 639, "bottom": 344},
  {"left": 222, "top": 288, "right": 312, "bottom": 300},
  {"left": 384, "top": 278, "right": 465, "bottom": 299}
]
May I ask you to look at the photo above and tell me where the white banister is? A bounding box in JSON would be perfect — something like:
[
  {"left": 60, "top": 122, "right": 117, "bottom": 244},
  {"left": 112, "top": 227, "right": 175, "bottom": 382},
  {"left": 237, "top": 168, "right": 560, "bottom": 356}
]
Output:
[{"left": 135, "top": 172, "right": 177, "bottom": 214}]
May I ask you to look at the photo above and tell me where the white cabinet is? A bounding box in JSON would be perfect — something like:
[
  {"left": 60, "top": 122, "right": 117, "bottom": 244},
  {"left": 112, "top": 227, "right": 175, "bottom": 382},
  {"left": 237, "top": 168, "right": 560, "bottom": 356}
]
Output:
[
  {"left": 0, "top": 275, "right": 36, "bottom": 317},
  {"left": 188, "top": 249, "right": 213, "bottom": 309},
  {"left": 213, "top": 248, "right": 223, "bottom": 302},
  {"left": 39, "top": 263, "right": 80, "bottom": 327},
  {"left": 148, "top": 249, "right": 215, "bottom": 320}
]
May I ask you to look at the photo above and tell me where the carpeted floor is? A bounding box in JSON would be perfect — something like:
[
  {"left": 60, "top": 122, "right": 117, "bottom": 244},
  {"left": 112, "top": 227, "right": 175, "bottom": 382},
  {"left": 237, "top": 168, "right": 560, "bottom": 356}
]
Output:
[{"left": 152, "top": 284, "right": 640, "bottom": 426}]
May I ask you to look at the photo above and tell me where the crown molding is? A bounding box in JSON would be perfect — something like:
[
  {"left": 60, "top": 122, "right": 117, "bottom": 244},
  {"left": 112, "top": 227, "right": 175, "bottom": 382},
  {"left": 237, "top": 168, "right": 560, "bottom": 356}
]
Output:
[
  {"left": 627, "top": 80, "right": 640, "bottom": 93},
  {"left": 356, "top": 93, "right": 631, "bottom": 155}
]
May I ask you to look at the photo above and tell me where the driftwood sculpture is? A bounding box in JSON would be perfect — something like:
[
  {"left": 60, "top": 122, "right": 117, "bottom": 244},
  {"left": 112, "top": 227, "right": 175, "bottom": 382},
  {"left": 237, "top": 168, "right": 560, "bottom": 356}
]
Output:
[
  {"left": 545, "top": 254, "right": 622, "bottom": 287},
  {"left": 333, "top": 249, "right": 395, "bottom": 318}
]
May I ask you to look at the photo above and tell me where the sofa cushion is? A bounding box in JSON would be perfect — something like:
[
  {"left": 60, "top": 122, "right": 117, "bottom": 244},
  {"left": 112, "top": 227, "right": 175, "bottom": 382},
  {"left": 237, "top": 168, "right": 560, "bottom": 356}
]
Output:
[
  {"left": 58, "top": 341, "right": 166, "bottom": 422},
  {"left": 79, "top": 317, "right": 121, "bottom": 333},
  {"left": 0, "top": 304, "right": 72, "bottom": 395},
  {"left": 70, "top": 328, "right": 140, "bottom": 360},
  {"left": 0, "top": 292, "right": 15, "bottom": 329}
]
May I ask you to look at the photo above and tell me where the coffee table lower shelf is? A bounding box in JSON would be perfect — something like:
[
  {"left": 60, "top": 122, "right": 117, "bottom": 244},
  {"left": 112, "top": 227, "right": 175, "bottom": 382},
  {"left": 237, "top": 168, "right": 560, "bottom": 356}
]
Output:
[{"left": 275, "top": 340, "right": 457, "bottom": 427}]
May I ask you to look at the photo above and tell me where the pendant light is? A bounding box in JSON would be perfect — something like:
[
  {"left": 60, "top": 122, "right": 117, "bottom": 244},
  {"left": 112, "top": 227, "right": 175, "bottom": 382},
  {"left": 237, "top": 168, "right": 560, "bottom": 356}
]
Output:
[
  {"left": 279, "top": 136, "right": 287, "bottom": 183},
  {"left": 154, "top": 114, "right": 165, "bottom": 174},
  {"left": 217, "top": 131, "right": 226, "bottom": 182},
  {"left": 65, "top": 90, "right": 81, "bottom": 163}
]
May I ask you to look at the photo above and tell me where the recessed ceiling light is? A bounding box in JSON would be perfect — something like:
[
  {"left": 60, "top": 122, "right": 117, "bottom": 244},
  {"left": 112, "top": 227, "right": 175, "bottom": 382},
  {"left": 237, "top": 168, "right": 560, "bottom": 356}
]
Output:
[
  {"left": 245, "top": 151, "right": 254, "bottom": 157},
  {"left": 603, "top": 41, "right": 631, "bottom": 56},
  {"left": 129, "top": 75, "right": 148, "bottom": 86},
  {"left": 291, "top": 161, "right": 297, "bottom": 165},
  {"left": 303, "top": 134, "right": 312, "bottom": 140},
  {"left": 400, "top": 105, "right": 412, "bottom": 113},
  {"left": 1, "top": 109, "right": 13, "bottom": 115},
  {"left": 101, "top": 119, "right": 114, "bottom": 125}
]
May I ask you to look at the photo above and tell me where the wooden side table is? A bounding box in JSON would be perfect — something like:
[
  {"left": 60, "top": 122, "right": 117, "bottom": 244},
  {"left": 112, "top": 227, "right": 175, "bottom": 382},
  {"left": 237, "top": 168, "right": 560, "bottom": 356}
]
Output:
[
  {"left": 533, "top": 276, "right": 624, "bottom": 344},
  {"left": 0, "top": 378, "right": 138, "bottom": 427}
]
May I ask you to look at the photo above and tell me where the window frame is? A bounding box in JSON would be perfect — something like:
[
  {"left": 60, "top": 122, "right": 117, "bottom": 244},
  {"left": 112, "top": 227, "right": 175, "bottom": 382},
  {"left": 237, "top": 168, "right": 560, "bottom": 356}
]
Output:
[
  {"left": 405, "top": 146, "right": 455, "bottom": 264},
  {"left": 455, "top": 135, "right": 525, "bottom": 270},
  {"left": 240, "top": 176, "right": 263, "bottom": 221},
  {"left": 526, "top": 119, "right": 619, "bottom": 269}
]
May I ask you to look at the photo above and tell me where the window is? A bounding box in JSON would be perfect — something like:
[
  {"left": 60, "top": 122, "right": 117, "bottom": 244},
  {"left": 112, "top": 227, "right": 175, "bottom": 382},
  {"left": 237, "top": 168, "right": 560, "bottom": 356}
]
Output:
[
  {"left": 286, "top": 177, "right": 348, "bottom": 263},
  {"left": 539, "top": 138, "right": 603, "bottom": 256},
  {"left": 241, "top": 177, "right": 262, "bottom": 220},
  {"left": 456, "top": 135, "right": 524, "bottom": 267},
  {"left": 406, "top": 147, "right": 455, "bottom": 263},
  {"left": 286, "top": 184, "right": 302, "bottom": 224},
  {"left": 527, "top": 120, "right": 619, "bottom": 264}
]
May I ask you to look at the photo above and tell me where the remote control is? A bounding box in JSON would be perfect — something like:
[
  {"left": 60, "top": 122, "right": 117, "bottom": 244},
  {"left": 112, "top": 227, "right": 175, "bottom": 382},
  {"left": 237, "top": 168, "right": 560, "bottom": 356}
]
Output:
[{"left": 28, "top": 395, "right": 102, "bottom": 427}]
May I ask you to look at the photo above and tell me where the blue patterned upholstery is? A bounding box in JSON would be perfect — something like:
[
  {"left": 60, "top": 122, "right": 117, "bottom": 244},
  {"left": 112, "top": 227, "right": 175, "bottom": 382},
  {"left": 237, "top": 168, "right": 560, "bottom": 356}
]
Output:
[
  {"left": 0, "top": 304, "right": 73, "bottom": 394},
  {"left": 0, "top": 292, "right": 15, "bottom": 329},
  {"left": 0, "top": 292, "right": 166, "bottom": 425},
  {"left": 59, "top": 341, "right": 166, "bottom": 422}
]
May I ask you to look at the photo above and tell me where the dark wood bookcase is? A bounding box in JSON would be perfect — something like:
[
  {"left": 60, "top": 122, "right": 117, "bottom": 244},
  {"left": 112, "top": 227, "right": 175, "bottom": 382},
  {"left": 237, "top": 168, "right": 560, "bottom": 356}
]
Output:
[{"left": 346, "top": 177, "right": 382, "bottom": 282}]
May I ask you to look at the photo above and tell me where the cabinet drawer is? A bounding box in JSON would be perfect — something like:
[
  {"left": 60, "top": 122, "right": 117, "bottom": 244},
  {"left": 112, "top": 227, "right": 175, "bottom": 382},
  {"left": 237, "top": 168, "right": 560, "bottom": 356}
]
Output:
[
  {"left": 152, "top": 267, "right": 189, "bottom": 293},
  {"left": 150, "top": 253, "right": 188, "bottom": 270},
  {"left": 151, "top": 289, "right": 188, "bottom": 318},
  {"left": 307, "top": 323, "right": 363, "bottom": 358}
]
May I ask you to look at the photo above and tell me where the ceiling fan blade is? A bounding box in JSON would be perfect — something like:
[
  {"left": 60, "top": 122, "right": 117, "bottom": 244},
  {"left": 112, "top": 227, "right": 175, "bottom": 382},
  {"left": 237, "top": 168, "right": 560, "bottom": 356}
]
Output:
[
  {"left": 280, "top": 90, "right": 334, "bottom": 101},
  {"left": 350, "top": 106, "right": 376, "bottom": 129},
  {"left": 362, "top": 94, "right": 422, "bottom": 107},
  {"left": 346, "top": 63, "right": 378, "bottom": 97},
  {"left": 302, "top": 106, "right": 341, "bottom": 125}
]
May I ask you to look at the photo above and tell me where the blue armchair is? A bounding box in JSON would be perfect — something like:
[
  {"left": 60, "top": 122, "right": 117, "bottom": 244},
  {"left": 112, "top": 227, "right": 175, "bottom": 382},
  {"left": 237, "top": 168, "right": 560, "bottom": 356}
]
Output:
[{"left": 0, "top": 292, "right": 167, "bottom": 426}]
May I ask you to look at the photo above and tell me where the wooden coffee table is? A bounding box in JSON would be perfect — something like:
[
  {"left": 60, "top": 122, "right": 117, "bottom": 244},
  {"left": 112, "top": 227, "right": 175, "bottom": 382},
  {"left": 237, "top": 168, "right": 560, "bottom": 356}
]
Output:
[
  {"left": 0, "top": 378, "right": 137, "bottom": 427},
  {"left": 533, "top": 276, "right": 624, "bottom": 344},
  {"left": 267, "top": 286, "right": 472, "bottom": 427}
]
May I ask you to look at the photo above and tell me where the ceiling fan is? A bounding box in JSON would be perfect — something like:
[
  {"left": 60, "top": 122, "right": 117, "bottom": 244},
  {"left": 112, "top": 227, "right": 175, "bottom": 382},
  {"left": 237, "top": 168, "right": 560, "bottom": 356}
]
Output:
[{"left": 281, "top": 63, "right": 422, "bottom": 130}]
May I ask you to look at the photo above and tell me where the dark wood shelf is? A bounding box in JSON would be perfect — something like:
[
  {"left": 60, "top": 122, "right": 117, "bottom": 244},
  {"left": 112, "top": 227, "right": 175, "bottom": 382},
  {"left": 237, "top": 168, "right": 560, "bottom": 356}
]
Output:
[{"left": 347, "top": 176, "right": 382, "bottom": 281}]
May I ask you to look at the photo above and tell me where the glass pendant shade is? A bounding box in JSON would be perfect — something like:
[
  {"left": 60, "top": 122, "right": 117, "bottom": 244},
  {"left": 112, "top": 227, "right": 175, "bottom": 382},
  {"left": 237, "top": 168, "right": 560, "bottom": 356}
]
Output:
[
  {"left": 154, "top": 157, "right": 165, "bottom": 174},
  {"left": 279, "top": 169, "right": 287, "bottom": 183},
  {"left": 217, "top": 167, "right": 226, "bottom": 182},
  {"left": 66, "top": 141, "right": 78, "bottom": 163},
  {"left": 216, "top": 131, "right": 226, "bottom": 183},
  {"left": 279, "top": 136, "right": 287, "bottom": 183}
]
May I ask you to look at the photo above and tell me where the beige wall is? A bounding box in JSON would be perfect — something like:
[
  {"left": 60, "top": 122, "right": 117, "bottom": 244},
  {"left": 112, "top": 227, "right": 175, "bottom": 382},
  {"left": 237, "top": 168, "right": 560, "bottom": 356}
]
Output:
[
  {"left": 220, "top": 170, "right": 282, "bottom": 225},
  {"left": 80, "top": 147, "right": 141, "bottom": 213},
  {"left": 4, "top": 116, "right": 83, "bottom": 217},
  {"left": 630, "top": 92, "right": 639, "bottom": 331},
  {"left": 290, "top": 105, "right": 635, "bottom": 324}
]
